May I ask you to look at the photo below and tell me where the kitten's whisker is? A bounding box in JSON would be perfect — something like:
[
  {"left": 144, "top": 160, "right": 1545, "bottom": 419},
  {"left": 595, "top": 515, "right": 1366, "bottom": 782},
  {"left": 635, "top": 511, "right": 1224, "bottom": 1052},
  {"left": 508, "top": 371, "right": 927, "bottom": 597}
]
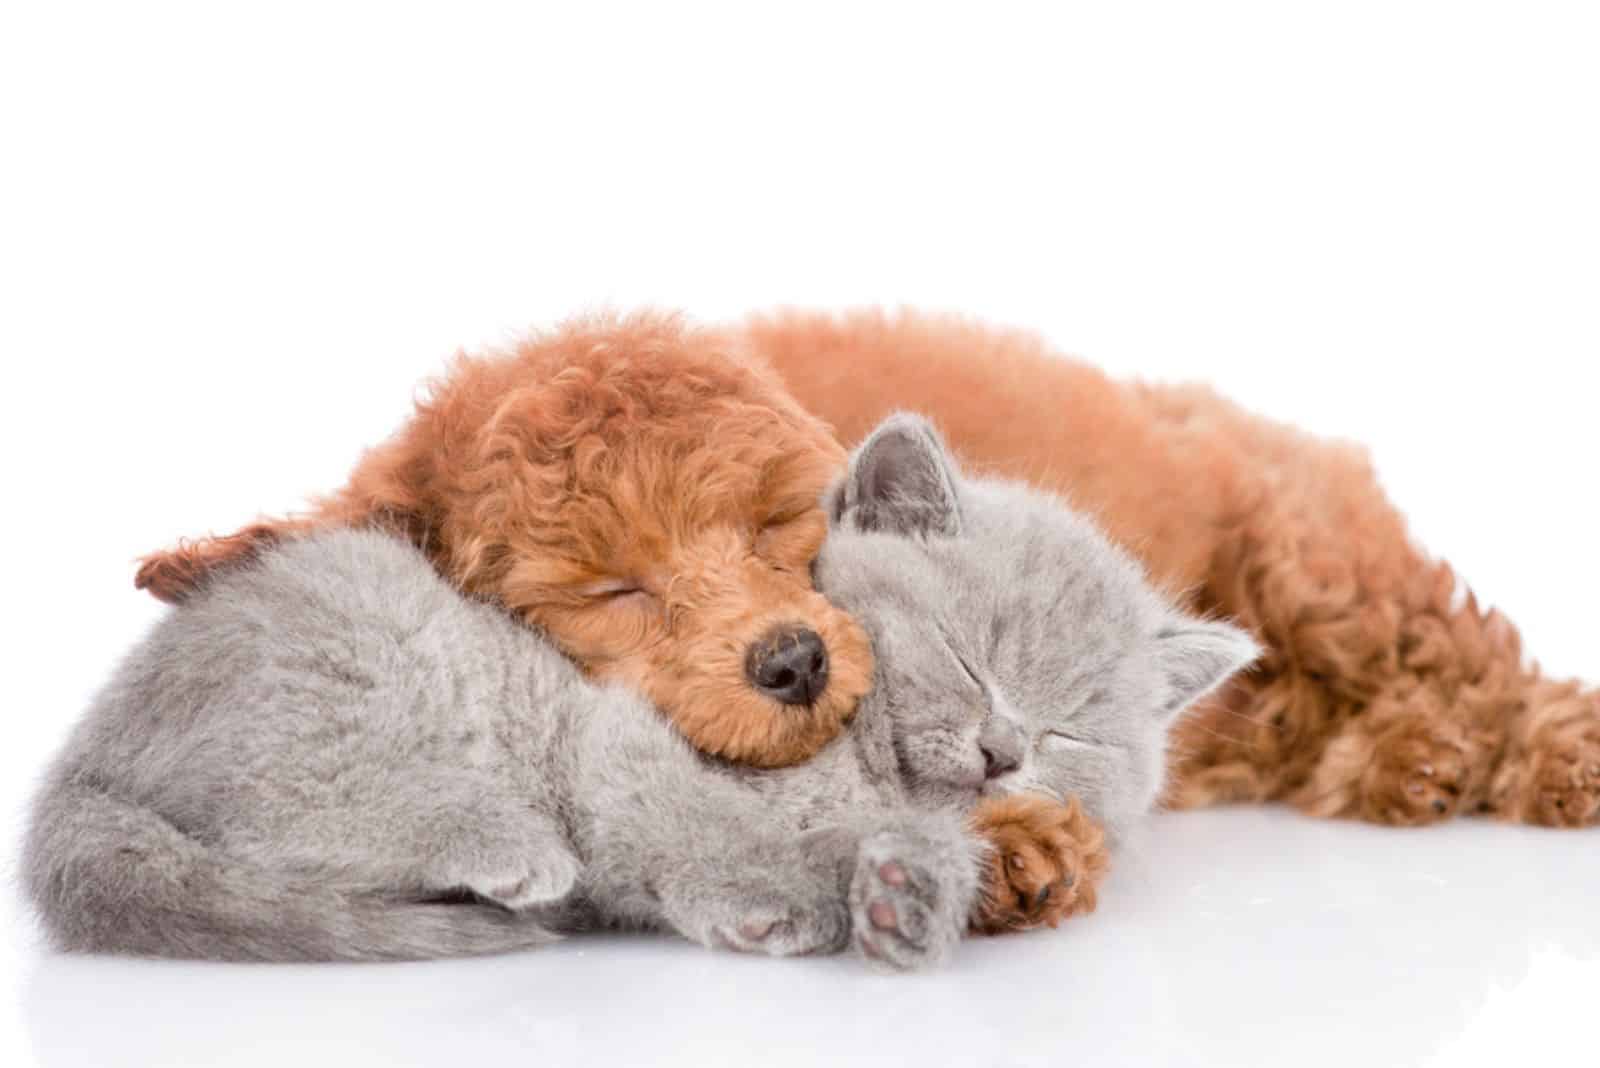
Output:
[
  {"left": 1179, "top": 720, "right": 1261, "bottom": 750},
  {"left": 1212, "top": 705, "right": 1284, "bottom": 733}
]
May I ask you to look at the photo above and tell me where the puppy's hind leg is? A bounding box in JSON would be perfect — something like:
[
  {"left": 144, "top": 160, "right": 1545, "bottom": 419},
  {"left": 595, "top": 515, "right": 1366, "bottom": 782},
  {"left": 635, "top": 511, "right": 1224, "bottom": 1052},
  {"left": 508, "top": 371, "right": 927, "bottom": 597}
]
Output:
[
  {"left": 1488, "top": 676, "right": 1600, "bottom": 827},
  {"left": 1294, "top": 691, "right": 1501, "bottom": 825},
  {"left": 1296, "top": 662, "right": 1600, "bottom": 829},
  {"left": 1183, "top": 430, "right": 1530, "bottom": 827}
]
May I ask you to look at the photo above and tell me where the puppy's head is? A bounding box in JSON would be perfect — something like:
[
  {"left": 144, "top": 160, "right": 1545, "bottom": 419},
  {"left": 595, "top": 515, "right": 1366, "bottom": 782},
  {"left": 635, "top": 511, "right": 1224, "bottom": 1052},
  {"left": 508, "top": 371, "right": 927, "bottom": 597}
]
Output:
[{"left": 383, "top": 312, "right": 873, "bottom": 766}]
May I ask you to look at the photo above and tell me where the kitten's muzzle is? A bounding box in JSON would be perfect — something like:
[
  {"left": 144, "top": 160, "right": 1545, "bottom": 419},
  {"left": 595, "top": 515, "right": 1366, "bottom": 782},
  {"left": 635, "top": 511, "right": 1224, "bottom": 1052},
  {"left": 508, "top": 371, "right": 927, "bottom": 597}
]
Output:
[
  {"left": 745, "top": 625, "right": 830, "bottom": 707},
  {"left": 978, "top": 717, "right": 1024, "bottom": 779}
]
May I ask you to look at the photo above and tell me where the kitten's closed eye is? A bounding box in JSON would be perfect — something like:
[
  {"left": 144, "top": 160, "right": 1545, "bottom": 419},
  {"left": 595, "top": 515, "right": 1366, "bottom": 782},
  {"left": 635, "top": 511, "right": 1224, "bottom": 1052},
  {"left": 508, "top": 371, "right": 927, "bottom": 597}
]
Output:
[
  {"left": 937, "top": 637, "right": 986, "bottom": 700},
  {"left": 1039, "top": 730, "right": 1092, "bottom": 752},
  {"left": 952, "top": 653, "right": 995, "bottom": 725},
  {"left": 954, "top": 653, "right": 984, "bottom": 693}
]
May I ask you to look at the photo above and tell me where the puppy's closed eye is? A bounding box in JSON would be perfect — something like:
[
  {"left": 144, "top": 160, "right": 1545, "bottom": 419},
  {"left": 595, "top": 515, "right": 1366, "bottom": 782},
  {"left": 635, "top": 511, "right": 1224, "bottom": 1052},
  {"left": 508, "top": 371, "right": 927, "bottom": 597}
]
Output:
[
  {"left": 755, "top": 511, "right": 826, "bottom": 571},
  {"left": 755, "top": 513, "right": 805, "bottom": 541},
  {"left": 578, "top": 579, "right": 656, "bottom": 610}
]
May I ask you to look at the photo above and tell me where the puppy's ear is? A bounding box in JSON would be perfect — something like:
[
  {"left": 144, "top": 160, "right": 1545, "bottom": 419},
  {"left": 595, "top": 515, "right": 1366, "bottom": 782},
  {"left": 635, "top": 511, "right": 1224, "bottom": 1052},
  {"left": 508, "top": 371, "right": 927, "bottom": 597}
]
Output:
[
  {"left": 830, "top": 413, "right": 963, "bottom": 537},
  {"left": 1151, "top": 619, "right": 1259, "bottom": 722}
]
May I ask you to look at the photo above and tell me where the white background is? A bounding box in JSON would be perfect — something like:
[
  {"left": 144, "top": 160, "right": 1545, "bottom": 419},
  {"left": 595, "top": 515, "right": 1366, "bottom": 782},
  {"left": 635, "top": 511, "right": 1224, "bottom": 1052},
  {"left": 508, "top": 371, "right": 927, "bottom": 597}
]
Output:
[{"left": 2, "top": 2, "right": 1596, "bottom": 1065}]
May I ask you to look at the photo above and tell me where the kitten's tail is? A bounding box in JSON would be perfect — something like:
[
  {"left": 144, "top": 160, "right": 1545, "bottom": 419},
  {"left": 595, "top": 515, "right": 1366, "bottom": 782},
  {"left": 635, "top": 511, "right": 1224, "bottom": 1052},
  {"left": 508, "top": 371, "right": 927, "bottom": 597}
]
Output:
[{"left": 22, "top": 782, "right": 560, "bottom": 962}]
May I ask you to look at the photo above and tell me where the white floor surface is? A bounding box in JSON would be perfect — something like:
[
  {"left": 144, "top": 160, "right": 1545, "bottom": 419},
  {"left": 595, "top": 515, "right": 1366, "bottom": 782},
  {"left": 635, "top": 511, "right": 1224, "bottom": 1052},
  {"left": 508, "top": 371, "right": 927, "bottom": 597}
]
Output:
[{"left": 4, "top": 807, "right": 1595, "bottom": 1068}]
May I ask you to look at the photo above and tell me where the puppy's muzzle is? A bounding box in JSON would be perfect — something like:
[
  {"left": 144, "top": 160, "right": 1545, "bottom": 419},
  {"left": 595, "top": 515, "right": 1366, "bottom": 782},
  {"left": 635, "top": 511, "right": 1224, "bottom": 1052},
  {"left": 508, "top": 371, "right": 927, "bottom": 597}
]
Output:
[{"left": 744, "top": 625, "right": 830, "bottom": 707}]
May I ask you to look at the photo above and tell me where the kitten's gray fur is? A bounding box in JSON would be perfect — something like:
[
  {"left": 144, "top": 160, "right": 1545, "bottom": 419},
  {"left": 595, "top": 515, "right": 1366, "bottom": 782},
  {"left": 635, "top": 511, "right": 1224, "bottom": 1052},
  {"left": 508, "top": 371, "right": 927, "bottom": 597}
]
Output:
[{"left": 23, "top": 414, "right": 1256, "bottom": 970}]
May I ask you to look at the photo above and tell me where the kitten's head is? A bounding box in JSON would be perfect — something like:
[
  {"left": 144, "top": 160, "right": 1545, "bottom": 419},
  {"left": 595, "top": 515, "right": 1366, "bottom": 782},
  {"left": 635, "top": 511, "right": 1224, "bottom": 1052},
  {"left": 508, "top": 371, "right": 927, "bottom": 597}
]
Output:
[{"left": 815, "top": 414, "right": 1258, "bottom": 842}]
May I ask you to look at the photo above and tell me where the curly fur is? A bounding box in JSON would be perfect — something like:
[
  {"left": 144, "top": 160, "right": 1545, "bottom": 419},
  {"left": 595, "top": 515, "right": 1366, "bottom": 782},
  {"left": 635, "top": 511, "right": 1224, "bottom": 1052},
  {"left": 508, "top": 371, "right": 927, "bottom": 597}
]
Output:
[
  {"left": 133, "top": 312, "right": 874, "bottom": 767},
  {"left": 743, "top": 309, "right": 1600, "bottom": 828},
  {"left": 35, "top": 416, "right": 1251, "bottom": 965}
]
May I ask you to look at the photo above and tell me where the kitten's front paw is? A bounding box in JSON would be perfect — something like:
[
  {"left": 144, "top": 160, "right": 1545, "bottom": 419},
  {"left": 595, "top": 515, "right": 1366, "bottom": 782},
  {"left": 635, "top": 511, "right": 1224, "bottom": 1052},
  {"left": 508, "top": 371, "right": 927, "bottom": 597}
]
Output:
[
  {"left": 968, "top": 793, "right": 1108, "bottom": 934},
  {"left": 849, "top": 832, "right": 967, "bottom": 972},
  {"left": 463, "top": 846, "right": 582, "bottom": 911},
  {"left": 707, "top": 900, "right": 850, "bottom": 958}
]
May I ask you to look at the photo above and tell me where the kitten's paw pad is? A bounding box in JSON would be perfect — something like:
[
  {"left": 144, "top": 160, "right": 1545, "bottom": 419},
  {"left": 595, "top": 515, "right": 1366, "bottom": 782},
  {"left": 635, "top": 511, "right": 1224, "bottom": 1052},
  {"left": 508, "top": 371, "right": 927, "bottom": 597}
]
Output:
[
  {"left": 1361, "top": 722, "right": 1489, "bottom": 826},
  {"left": 969, "top": 793, "right": 1108, "bottom": 935},
  {"left": 469, "top": 848, "right": 581, "bottom": 911},
  {"left": 850, "top": 834, "right": 962, "bottom": 972},
  {"left": 709, "top": 903, "right": 848, "bottom": 958}
]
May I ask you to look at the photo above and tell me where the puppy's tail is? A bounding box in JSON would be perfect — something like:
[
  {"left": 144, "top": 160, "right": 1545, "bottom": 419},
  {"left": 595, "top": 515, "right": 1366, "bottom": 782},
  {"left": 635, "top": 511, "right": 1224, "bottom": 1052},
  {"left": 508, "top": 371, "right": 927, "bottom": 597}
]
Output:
[{"left": 22, "top": 782, "right": 559, "bottom": 962}]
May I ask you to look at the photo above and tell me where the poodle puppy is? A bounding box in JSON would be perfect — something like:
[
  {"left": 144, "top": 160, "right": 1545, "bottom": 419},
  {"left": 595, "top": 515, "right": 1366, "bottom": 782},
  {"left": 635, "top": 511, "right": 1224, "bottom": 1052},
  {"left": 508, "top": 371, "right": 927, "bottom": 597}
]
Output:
[
  {"left": 132, "top": 311, "right": 1100, "bottom": 933},
  {"left": 744, "top": 309, "right": 1600, "bottom": 828},
  {"left": 133, "top": 312, "right": 875, "bottom": 767}
]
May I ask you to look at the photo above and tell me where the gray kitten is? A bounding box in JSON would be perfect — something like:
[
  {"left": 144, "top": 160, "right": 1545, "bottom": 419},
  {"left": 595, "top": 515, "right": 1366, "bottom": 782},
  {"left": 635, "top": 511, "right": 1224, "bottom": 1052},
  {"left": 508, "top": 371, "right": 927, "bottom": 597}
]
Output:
[{"left": 23, "top": 414, "right": 1256, "bottom": 970}]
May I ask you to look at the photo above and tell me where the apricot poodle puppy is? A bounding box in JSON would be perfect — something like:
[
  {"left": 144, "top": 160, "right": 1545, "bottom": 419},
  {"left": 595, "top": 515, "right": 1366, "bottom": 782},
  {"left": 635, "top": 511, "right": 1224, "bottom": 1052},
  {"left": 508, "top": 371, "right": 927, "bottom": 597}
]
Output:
[
  {"left": 135, "top": 312, "right": 873, "bottom": 767},
  {"left": 132, "top": 310, "right": 1094, "bottom": 933},
  {"left": 746, "top": 310, "right": 1600, "bottom": 829}
]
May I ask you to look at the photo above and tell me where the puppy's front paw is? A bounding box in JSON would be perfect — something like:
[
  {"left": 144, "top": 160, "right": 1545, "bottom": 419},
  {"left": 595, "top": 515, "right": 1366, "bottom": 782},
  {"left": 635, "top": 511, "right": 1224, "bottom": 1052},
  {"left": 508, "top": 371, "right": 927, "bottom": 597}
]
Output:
[
  {"left": 968, "top": 793, "right": 1108, "bottom": 935},
  {"left": 849, "top": 831, "right": 966, "bottom": 972}
]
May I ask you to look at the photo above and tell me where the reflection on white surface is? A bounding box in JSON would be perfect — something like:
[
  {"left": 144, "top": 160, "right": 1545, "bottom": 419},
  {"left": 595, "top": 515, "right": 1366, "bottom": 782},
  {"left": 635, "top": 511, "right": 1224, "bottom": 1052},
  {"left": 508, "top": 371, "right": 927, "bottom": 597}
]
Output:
[{"left": 13, "top": 808, "right": 1599, "bottom": 1068}]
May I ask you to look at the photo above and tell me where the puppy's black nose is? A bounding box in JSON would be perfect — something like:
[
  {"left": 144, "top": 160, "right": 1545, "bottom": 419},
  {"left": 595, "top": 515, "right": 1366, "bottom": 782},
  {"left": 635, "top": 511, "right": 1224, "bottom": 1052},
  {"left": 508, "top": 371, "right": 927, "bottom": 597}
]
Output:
[{"left": 745, "top": 626, "right": 830, "bottom": 706}]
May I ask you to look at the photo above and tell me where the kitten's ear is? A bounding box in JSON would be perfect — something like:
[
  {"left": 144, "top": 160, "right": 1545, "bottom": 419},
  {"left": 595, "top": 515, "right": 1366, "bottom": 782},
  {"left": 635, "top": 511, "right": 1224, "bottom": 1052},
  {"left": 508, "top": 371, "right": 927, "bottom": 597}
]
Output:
[
  {"left": 829, "top": 413, "right": 963, "bottom": 537},
  {"left": 1153, "top": 619, "right": 1259, "bottom": 722}
]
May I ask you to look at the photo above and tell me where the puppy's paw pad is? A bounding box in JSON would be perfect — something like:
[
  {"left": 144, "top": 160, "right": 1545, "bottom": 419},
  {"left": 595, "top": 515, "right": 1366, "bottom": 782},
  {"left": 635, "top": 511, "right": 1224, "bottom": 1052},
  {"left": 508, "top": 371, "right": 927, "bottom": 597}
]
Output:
[
  {"left": 1526, "top": 729, "right": 1600, "bottom": 828},
  {"left": 1362, "top": 722, "right": 1487, "bottom": 826},
  {"left": 969, "top": 793, "right": 1107, "bottom": 934}
]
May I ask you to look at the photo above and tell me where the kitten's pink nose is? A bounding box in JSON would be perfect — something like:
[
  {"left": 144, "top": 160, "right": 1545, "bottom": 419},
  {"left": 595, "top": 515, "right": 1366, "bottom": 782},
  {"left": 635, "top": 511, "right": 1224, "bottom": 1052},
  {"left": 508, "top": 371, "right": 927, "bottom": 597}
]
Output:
[{"left": 979, "top": 718, "right": 1023, "bottom": 779}]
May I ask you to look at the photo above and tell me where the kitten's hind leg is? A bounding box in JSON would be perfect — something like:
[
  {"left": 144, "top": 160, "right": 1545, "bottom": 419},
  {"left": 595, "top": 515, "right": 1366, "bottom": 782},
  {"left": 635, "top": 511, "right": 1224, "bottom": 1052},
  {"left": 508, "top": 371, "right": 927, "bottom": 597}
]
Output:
[
  {"left": 426, "top": 806, "right": 581, "bottom": 911},
  {"left": 231, "top": 768, "right": 580, "bottom": 911}
]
